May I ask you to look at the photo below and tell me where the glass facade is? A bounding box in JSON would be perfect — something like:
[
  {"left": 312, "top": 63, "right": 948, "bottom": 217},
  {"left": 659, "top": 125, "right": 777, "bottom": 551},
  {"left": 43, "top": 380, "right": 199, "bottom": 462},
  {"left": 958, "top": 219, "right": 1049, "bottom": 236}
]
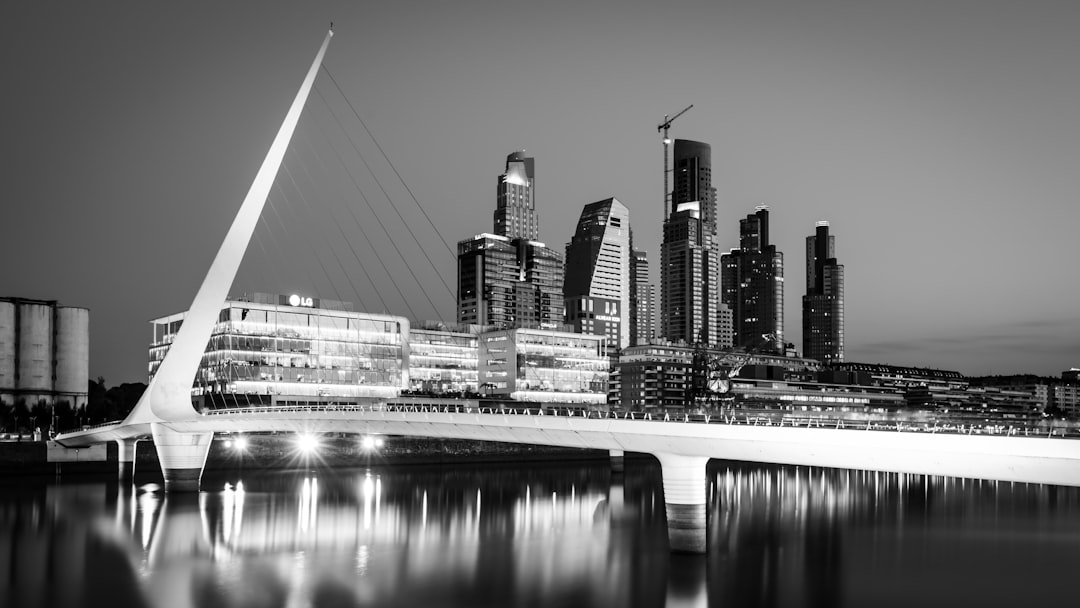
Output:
[
  {"left": 479, "top": 329, "right": 608, "bottom": 404},
  {"left": 407, "top": 328, "right": 479, "bottom": 394},
  {"left": 721, "top": 207, "right": 785, "bottom": 353},
  {"left": 149, "top": 297, "right": 408, "bottom": 409}
]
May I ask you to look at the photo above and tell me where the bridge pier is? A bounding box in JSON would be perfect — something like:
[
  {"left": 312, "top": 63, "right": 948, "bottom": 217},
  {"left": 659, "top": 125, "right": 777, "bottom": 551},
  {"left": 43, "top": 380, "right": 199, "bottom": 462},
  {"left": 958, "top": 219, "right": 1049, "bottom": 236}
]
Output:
[
  {"left": 151, "top": 424, "right": 212, "bottom": 493},
  {"left": 656, "top": 453, "right": 709, "bottom": 554},
  {"left": 116, "top": 438, "right": 138, "bottom": 482},
  {"left": 609, "top": 449, "right": 625, "bottom": 474}
]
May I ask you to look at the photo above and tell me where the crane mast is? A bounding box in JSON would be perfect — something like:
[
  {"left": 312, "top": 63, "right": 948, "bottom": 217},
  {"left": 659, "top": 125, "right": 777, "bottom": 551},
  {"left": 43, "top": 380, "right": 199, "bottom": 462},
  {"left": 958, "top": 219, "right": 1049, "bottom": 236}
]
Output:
[{"left": 658, "top": 104, "right": 693, "bottom": 220}]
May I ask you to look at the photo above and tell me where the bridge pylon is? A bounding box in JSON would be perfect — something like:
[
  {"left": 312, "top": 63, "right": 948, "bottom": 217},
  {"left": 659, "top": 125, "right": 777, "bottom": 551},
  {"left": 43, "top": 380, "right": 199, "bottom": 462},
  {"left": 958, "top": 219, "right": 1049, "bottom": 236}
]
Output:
[
  {"left": 152, "top": 425, "right": 213, "bottom": 493},
  {"left": 656, "top": 453, "right": 709, "bottom": 554}
]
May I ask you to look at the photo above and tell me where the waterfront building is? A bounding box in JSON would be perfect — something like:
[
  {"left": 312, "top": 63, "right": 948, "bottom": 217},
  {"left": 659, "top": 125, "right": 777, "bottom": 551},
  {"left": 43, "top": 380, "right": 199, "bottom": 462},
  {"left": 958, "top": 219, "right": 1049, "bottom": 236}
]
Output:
[
  {"left": 407, "top": 322, "right": 480, "bottom": 395},
  {"left": 619, "top": 341, "right": 820, "bottom": 410},
  {"left": 1056, "top": 383, "right": 1080, "bottom": 419},
  {"left": 458, "top": 151, "right": 564, "bottom": 330},
  {"left": 803, "top": 221, "right": 844, "bottom": 363},
  {"left": 149, "top": 293, "right": 409, "bottom": 409},
  {"left": 629, "top": 244, "right": 655, "bottom": 347},
  {"left": 721, "top": 206, "right": 784, "bottom": 353},
  {"left": 494, "top": 150, "right": 539, "bottom": 241},
  {"left": 478, "top": 328, "right": 608, "bottom": 404},
  {"left": 0, "top": 296, "right": 89, "bottom": 410},
  {"left": 564, "top": 198, "right": 630, "bottom": 349},
  {"left": 660, "top": 139, "right": 721, "bottom": 346}
]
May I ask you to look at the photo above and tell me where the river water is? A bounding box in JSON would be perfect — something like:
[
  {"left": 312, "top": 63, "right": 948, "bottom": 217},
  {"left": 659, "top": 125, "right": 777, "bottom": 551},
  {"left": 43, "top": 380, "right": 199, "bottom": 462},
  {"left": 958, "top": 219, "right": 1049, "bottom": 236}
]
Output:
[{"left": 2, "top": 459, "right": 1079, "bottom": 608}]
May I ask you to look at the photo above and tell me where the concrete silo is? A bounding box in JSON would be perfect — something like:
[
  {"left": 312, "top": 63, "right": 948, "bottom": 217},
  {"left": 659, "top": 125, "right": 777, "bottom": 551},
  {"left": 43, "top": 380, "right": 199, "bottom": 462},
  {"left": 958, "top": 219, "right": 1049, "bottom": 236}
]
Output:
[
  {"left": 55, "top": 306, "right": 90, "bottom": 410},
  {"left": 0, "top": 300, "right": 14, "bottom": 406},
  {"left": 16, "top": 300, "right": 54, "bottom": 406}
]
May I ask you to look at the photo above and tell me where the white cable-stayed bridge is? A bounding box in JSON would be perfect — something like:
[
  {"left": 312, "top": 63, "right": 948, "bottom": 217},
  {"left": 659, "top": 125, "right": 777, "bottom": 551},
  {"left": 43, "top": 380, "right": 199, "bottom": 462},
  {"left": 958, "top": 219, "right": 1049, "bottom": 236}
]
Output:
[{"left": 52, "top": 29, "right": 1080, "bottom": 554}]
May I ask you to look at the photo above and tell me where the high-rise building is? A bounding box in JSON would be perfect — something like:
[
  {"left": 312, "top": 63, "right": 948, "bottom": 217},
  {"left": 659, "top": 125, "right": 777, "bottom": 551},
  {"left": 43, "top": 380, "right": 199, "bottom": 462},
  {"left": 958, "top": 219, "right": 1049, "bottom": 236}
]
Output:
[
  {"left": 458, "top": 151, "right": 564, "bottom": 330},
  {"left": 660, "top": 139, "right": 721, "bottom": 345},
  {"left": 564, "top": 198, "right": 631, "bottom": 348},
  {"left": 721, "top": 206, "right": 784, "bottom": 353},
  {"left": 494, "top": 151, "right": 538, "bottom": 240},
  {"left": 457, "top": 234, "right": 565, "bottom": 330},
  {"left": 803, "top": 221, "right": 844, "bottom": 363},
  {"left": 629, "top": 242, "right": 655, "bottom": 347}
]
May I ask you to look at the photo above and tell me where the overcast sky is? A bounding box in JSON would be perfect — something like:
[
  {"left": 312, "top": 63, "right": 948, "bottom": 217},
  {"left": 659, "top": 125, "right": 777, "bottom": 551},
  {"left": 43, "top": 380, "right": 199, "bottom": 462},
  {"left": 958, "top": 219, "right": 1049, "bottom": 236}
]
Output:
[{"left": 3, "top": 0, "right": 1079, "bottom": 384}]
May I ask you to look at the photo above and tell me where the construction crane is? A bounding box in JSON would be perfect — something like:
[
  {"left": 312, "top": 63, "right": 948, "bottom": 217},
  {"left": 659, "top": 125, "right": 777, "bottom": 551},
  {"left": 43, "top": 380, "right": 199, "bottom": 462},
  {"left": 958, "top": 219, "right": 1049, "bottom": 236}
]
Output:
[
  {"left": 691, "top": 334, "right": 777, "bottom": 407},
  {"left": 658, "top": 104, "right": 693, "bottom": 220}
]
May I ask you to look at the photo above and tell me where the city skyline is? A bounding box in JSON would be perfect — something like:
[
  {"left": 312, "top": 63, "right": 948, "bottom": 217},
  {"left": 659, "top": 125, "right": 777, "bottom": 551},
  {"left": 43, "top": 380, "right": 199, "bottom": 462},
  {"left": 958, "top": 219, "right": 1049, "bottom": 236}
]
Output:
[{"left": 3, "top": 1, "right": 1079, "bottom": 382}]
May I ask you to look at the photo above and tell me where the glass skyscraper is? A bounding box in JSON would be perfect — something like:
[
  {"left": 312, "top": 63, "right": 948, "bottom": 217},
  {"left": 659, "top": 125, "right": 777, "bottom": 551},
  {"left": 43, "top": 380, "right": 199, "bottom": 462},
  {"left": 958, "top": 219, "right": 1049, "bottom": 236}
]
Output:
[
  {"left": 721, "top": 206, "right": 784, "bottom": 353},
  {"left": 457, "top": 151, "right": 564, "bottom": 330},
  {"left": 564, "top": 198, "right": 630, "bottom": 349},
  {"left": 803, "top": 221, "right": 844, "bottom": 363},
  {"left": 660, "top": 140, "right": 720, "bottom": 345}
]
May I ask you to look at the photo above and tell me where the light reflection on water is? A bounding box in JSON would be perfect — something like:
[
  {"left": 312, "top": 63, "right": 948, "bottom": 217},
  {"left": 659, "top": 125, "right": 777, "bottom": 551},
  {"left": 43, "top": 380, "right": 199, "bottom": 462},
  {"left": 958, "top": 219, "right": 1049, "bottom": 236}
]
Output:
[{"left": 2, "top": 461, "right": 1080, "bottom": 607}]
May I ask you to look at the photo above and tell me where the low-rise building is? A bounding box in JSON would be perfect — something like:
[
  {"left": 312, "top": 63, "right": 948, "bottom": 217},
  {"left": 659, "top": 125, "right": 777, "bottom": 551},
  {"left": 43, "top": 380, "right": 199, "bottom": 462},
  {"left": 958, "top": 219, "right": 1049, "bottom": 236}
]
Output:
[{"left": 478, "top": 328, "right": 608, "bottom": 404}]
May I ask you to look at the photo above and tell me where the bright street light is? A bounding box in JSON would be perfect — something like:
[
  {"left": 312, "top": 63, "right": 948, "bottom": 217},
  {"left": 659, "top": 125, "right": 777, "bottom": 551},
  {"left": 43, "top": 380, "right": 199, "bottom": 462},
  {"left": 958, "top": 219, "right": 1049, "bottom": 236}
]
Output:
[{"left": 296, "top": 433, "right": 320, "bottom": 455}]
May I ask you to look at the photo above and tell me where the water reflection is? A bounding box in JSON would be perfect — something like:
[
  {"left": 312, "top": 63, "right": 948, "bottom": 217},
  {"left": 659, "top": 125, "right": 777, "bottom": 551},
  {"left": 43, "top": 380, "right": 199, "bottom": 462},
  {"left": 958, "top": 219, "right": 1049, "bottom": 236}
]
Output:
[{"left": 2, "top": 461, "right": 1079, "bottom": 607}]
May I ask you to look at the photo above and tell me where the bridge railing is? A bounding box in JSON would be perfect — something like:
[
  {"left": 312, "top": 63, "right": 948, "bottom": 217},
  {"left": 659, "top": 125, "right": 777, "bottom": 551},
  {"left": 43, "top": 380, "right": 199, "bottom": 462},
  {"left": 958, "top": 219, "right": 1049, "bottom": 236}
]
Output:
[{"left": 198, "top": 403, "right": 1080, "bottom": 439}]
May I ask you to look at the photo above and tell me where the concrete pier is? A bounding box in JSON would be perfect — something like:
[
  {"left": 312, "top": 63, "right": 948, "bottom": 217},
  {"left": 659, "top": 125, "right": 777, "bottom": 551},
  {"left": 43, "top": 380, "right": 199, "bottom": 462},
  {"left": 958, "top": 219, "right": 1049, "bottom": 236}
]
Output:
[
  {"left": 609, "top": 449, "right": 625, "bottom": 473},
  {"left": 151, "top": 425, "right": 212, "bottom": 492},
  {"left": 117, "top": 438, "right": 138, "bottom": 482},
  {"left": 656, "top": 453, "right": 709, "bottom": 554}
]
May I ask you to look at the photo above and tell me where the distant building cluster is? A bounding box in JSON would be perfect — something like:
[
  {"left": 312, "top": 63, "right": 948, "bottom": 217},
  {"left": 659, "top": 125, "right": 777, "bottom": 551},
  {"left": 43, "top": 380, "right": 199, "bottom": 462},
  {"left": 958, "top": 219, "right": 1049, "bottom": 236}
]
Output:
[{"left": 141, "top": 146, "right": 1080, "bottom": 418}]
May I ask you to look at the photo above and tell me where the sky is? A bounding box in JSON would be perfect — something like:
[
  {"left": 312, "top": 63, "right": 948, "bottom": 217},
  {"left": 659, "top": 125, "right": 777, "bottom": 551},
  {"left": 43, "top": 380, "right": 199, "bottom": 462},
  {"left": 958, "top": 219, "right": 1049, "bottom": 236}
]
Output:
[{"left": 3, "top": 0, "right": 1079, "bottom": 384}]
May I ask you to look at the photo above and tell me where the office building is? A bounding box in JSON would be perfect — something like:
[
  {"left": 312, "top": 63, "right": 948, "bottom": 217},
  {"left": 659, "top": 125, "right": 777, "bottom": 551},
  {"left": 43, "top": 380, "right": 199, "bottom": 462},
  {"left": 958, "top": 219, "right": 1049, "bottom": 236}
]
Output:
[
  {"left": 458, "top": 152, "right": 564, "bottom": 330},
  {"left": 803, "top": 221, "right": 844, "bottom": 363},
  {"left": 0, "top": 296, "right": 89, "bottom": 410},
  {"left": 149, "top": 293, "right": 409, "bottom": 409},
  {"left": 629, "top": 243, "right": 655, "bottom": 347},
  {"left": 564, "top": 198, "right": 630, "bottom": 349},
  {"left": 660, "top": 139, "right": 721, "bottom": 345},
  {"left": 494, "top": 150, "right": 538, "bottom": 240},
  {"left": 478, "top": 328, "right": 608, "bottom": 404},
  {"left": 407, "top": 322, "right": 480, "bottom": 395},
  {"left": 721, "top": 206, "right": 784, "bottom": 353}
]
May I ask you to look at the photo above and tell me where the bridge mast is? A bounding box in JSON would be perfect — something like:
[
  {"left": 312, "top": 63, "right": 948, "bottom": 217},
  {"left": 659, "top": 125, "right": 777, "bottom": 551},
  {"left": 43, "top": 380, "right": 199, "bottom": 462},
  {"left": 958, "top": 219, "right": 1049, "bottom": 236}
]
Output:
[
  {"left": 125, "top": 29, "right": 334, "bottom": 491},
  {"left": 126, "top": 28, "right": 334, "bottom": 427}
]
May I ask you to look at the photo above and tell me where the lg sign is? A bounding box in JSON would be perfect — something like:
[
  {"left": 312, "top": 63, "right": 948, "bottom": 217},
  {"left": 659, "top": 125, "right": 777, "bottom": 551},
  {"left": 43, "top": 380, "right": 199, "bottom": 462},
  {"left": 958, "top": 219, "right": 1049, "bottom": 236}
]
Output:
[{"left": 288, "top": 294, "right": 314, "bottom": 307}]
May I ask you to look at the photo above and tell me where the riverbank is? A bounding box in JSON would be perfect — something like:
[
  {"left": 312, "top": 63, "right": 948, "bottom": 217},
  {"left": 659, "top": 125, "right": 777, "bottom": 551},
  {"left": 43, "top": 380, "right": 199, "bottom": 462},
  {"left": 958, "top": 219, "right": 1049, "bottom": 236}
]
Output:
[{"left": 0, "top": 434, "right": 608, "bottom": 477}]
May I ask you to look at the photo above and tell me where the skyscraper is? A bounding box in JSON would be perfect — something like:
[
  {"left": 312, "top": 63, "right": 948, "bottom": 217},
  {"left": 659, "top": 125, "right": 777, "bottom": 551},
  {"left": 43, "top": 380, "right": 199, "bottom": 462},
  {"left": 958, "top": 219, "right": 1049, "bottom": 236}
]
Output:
[
  {"left": 564, "top": 198, "right": 630, "bottom": 348},
  {"left": 721, "top": 206, "right": 784, "bottom": 353},
  {"left": 660, "top": 139, "right": 721, "bottom": 345},
  {"left": 803, "top": 221, "right": 844, "bottom": 363},
  {"left": 458, "top": 152, "right": 564, "bottom": 330},
  {"left": 629, "top": 242, "right": 655, "bottom": 347},
  {"left": 494, "top": 151, "right": 538, "bottom": 240}
]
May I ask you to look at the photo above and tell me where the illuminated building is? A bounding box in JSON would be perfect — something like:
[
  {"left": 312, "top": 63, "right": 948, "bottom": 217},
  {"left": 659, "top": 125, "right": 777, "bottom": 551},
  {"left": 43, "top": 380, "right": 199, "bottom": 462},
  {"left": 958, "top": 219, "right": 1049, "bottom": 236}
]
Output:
[
  {"left": 457, "top": 234, "right": 564, "bottom": 330},
  {"left": 407, "top": 323, "right": 480, "bottom": 394},
  {"left": 494, "top": 150, "right": 538, "bottom": 241},
  {"left": 478, "top": 328, "right": 608, "bottom": 404},
  {"left": 660, "top": 139, "right": 721, "bottom": 345},
  {"left": 0, "top": 296, "right": 89, "bottom": 410},
  {"left": 629, "top": 245, "right": 655, "bottom": 347},
  {"left": 458, "top": 151, "right": 564, "bottom": 330},
  {"left": 149, "top": 293, "right": 409, "bottom": 409},
  {"left": 721, "top": 206, "right": 784, "bottom": 353},
  {"left": 803, "top": 221, "right": 844, "bottom": 363},
  {"left": 564, "top": 198, "right": 630, "bottom": 349}
]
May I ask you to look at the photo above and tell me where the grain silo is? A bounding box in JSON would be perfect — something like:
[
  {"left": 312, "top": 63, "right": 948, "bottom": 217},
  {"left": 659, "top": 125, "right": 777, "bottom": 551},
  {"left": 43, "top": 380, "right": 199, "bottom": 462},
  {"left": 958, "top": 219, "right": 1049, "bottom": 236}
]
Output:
[{"left": 55, "top": 306, "right": 90, "bottom": 409}]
